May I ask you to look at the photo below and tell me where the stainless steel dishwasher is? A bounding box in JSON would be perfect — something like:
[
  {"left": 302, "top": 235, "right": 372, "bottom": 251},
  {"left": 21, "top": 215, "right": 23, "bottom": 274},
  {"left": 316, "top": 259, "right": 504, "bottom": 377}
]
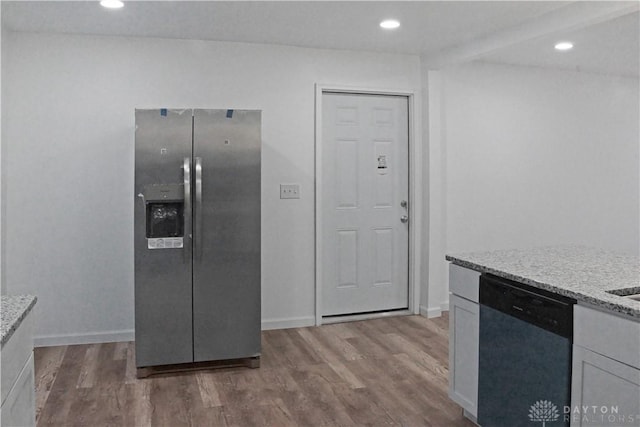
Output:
[{"left": 477, "top": 274, "right": 576, "bottom": 427}]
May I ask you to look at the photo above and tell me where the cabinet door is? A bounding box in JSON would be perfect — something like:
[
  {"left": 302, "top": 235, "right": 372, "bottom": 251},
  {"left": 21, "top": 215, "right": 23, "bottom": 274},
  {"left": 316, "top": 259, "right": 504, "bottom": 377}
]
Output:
[
  {"left": 570, "top": 346, "right": 640, "bottom": 427},
  {"left": 449, "top": 294, "right": 479, "bottom": 417},
  {"left": 1, "top": 352, "right": 35, "bottom": 427}
]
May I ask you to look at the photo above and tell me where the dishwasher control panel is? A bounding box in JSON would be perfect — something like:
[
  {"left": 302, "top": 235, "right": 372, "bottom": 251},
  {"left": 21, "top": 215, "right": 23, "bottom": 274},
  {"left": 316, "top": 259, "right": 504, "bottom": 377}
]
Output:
[{"left": 479, "top": 274, "right": 576, "bottom": 338}]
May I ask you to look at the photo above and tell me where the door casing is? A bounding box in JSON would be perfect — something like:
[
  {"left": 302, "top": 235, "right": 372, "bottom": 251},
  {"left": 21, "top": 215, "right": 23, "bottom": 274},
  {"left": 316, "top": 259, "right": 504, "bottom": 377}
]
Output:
[{"left": 314, "top": 84, "right": 423, "bottom": 326}]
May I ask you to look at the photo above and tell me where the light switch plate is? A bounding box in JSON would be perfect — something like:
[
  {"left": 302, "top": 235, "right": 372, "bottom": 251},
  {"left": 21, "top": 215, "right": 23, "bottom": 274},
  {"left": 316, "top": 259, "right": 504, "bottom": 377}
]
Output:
[{"left": 280, "top": 184, "right": 300, "bottom": 199}]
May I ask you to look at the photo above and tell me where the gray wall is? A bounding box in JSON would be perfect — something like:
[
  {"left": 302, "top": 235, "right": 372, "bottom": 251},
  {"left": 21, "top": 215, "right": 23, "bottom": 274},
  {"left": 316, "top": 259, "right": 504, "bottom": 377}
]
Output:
[
  {"left": 425, "top": 61, "right": 639, "bottom": 311},
  {"left": 3, "top": 31, "right": 421, "bottom": 344},
  {"left": 4, "top": 30, "right": 637, "bottom": 343}
]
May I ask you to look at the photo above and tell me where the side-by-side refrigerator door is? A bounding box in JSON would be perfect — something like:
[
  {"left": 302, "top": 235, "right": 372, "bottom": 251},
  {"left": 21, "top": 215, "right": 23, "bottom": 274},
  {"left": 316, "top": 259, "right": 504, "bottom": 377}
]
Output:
[
  {"left": 192, "top": 109, "right": 261, "bottom": 362},
  {"left": 134, "top": 109, "right": 194, "bottom": 367}
]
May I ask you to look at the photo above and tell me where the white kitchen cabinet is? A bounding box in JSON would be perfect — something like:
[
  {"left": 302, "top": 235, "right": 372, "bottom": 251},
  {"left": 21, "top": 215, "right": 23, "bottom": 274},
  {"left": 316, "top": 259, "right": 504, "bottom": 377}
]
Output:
[
  {"left": 570, "top": 304, "right": 640, "bottom": 427},
  {"left": 1, "top": 299, "right": 36, "bottom": 427},
  {"left": 573, "top": 304, "right": 640, "bottom": 368},
  {"left": 2, "top": 352, "right": 36, "bottom": 427},
  {"left": 448, "top": 264, "right": 481, "bottom": 419},
  {"left": 449, "top": 293, "right": 479, "bottom": 418},
  {"left": 449, "top": 263, "right": 480, "bottom": 303},
  {"left": 570, "top": 346, "right": 640, "bottom": 427}
]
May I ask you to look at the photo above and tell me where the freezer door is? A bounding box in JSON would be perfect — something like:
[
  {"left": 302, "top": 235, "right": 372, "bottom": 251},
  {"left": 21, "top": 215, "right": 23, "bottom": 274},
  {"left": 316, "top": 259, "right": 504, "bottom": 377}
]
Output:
[
  {"left": 192, "top": 109, "right": 261, "bottom": 362},
  {"left": 134, "top": 109, "right": 194, "bottom": 367}
]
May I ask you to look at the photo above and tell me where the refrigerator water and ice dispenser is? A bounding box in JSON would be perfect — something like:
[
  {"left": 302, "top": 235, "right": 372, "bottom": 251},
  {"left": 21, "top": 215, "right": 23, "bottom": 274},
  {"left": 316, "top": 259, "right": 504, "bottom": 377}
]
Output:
[{"left": 141, "top": 183, "right": 185, "bottom": 249}]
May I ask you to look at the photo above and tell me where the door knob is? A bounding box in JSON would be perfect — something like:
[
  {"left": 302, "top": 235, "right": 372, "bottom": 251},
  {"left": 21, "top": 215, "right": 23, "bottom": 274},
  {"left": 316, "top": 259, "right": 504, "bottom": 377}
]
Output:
[
  {"left": 400, "top": 215, "right": 409, "bottom": 223},
  {"left": 400, "top": 200, "right": 408, "bottom": 208}
]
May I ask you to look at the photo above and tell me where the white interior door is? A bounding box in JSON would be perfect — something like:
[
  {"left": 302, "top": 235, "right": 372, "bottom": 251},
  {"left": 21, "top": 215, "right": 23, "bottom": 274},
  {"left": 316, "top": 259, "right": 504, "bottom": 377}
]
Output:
[{"left": 321, "top": 92, "right": 409, "bottom": 316}]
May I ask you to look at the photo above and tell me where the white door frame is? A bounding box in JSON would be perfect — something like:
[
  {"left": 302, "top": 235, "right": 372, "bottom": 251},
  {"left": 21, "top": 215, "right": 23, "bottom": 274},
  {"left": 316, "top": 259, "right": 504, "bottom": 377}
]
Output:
[{"left": 314, "top": 84, "right": 423, "bottom": 326}]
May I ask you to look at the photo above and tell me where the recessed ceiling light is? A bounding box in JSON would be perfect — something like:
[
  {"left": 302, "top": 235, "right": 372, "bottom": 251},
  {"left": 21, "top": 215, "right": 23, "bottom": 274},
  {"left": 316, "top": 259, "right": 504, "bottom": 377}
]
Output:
[
  {"left": 380, "top": 19, "right": 400, "bottom": 30},
  {"left": 554, "top": 41, "right": 574, "bottom": 51},
  {"left": 100, "top": 0, "right": 124, "bottom": 9}
]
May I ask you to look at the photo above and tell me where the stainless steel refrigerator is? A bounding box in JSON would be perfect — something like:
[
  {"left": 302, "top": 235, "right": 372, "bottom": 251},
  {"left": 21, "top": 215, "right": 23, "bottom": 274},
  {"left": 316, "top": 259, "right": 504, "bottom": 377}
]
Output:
[{"left": 134, "top": 109, "right": 261, "bottom": 372}]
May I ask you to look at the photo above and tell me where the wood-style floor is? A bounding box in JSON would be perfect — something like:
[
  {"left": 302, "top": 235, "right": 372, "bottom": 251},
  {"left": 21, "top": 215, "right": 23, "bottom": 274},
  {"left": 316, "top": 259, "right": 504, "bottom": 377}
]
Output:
[{"left": 35, "top": 313, "right": 474, "bottom": 427}]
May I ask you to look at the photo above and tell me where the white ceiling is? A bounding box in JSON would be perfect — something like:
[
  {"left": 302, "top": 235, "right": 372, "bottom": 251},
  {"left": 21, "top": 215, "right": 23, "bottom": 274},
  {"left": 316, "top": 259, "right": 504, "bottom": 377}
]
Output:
[
  {"left": 2, "top": 1, "right": 638, "bottom": 77},
  {"left": 479, "top": 11, "right": 639, "bottom": 77}
]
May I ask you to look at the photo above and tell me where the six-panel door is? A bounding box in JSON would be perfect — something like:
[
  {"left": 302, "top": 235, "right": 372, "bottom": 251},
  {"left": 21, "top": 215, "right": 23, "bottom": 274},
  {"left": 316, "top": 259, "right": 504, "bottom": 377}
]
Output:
[{"left": 321, "top": 93, "right": 410, "bottom": 316}]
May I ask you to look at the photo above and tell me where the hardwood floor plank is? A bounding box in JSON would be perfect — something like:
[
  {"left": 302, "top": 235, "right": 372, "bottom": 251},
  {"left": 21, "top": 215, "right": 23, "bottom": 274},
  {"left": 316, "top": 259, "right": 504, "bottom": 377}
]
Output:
[
  {"left": 261, "top": 331, "right": 292, "bottom": 369},
  {"left": 67, "top": 386, "right": 100, "bottom": 425},
  {"left": 295, "top": 362, "right": 344, "bottom": 385},
  {"left": 76, "top": 343, "right": 100, "bottom": 388},
  {"left": 287, "top": 365, "right": 356, "bottom": 426},
  {"left": 212, "top": 371, "right": 274, "bottom": 410},
  {"left": 96, "top": 343, "right": 126, "bottom": 386},
  {"left": 326, "top": 360, "right": 366, "bottom": 389},
  {"left": 132, "top": 380, "right": 153, "bottom": 427},
  {"left": 386, "top": 333, "right": 449, "bottom": 383},
  {"left": 313, "top": 326, "right": 364, "bottom": 361},
  {"left": 112, "top": 383, "right": 137, "bottom": 427},
  {"left": 149, "top": 374, "right": 201, "bottom": 426},
  {"left": 295, "top": 327, "right": 343, "bottom": 364},
  {"left": 344, "top": 334, "right": 389, "bottom": 359},
  {"left": 352, "top": 372, "right": 429, "bottom": 426},
  {"left": 189, "top": 405, "right": 229, "bottom": 427},
  {"left": 351, "top": 320, "right": 407, "bottom": 354},
  {"left": 284, "top": 328, "right": 324, "bottom": 365},
  {"left": 195, "top": 371, "right": 223, "bottom": 407},
  {"left": 365, "top": 316, "right": 405, "bottom": 334},
  {"left": 400, "top": 316, "right": 450, "bottom": 361},
  {"left": 387, "top": 317, "right": 440, "bottom": 353},
  {"left": 322, "top": 322, "right": 359, "bottom": 339},
  {"left": 431, "top": 311, "right": 450, "bottom": 331},
  {"left": 123, "top": 342, "right": 138, "bottom": 385},
  {"left": 260, "top": 366, "right": 300, "bottom": 393},
  {"left": 265, "top": 328, "right": 323, "bottom": 368},
  {"left": 37, "top": 344, "right": 86, "bottom": 425},
  {"left": 34, "top": 346, "right": 67, "bottom": 423},
  {"left": 408, "top": 313, "right": 449, "bottom": 339},
  {"left": 113, "top": 341, "right": 129, "bottom": 361},
  {"left": 229, "top": 366, "right": 269, "bottom": 392},
  {"left": 328, "top": 383, "right": 398, "bottom": 426},
  {"left": 392, "top": 354, "right": 462, "bottom": 421},
  {"left": 35, "top": 315, "right": 474, "bottom": 427},
  {"left": 259, "top": 370, "right": 319, "bottom": 426},
  {"left": 94, "top": 372, "right": 129, "bottom": 426},
  {"left": 393, "top": 351, "right": 448, "bottom": 393},
  {"left": 236, "top": 403, "right": 298, "bottom": 427},
  {"left": 271, "top": 397, "right": 297, "bottom": 424},
  {"left": 341, "top": 357, "right": 390, "bottom": 387}
]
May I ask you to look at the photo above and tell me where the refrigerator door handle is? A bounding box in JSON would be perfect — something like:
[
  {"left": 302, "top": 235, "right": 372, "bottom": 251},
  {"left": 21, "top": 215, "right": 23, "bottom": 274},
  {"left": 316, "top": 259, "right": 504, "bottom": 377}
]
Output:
[
  {"left": 195, "top": 157, "right": 203, "bottom": 259},
  {"left": 183, "top": 157, "right": 192, "bottom": 263}
]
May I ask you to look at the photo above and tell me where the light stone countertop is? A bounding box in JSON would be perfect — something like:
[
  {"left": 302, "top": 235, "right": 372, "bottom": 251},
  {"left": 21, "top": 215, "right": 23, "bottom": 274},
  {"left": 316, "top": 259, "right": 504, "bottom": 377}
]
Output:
[
  {"left": 446, "top": 246, "right": 640, "bottom": 320},
  {"left": 1, "top": 295, "right": 37, "bottom": 346}
]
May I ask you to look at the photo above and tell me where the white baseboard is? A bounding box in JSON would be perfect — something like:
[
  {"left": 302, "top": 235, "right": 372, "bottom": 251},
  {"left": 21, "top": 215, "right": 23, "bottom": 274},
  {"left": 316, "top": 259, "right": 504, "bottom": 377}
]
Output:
[
  {"left": 419, "top": 300, "right": 450, "bottom": 319},
  {"left": 419, "top": 305, "right": 433, "bottom": 317},
  {"left": 35, "top": 329, "right": 135, "bottom": 348},
  {"left": 261, "top": 316, "right": 316, "bottom": 331},
  {"left": 33, "top": 316, "right": 319, "bottom": 347}
]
